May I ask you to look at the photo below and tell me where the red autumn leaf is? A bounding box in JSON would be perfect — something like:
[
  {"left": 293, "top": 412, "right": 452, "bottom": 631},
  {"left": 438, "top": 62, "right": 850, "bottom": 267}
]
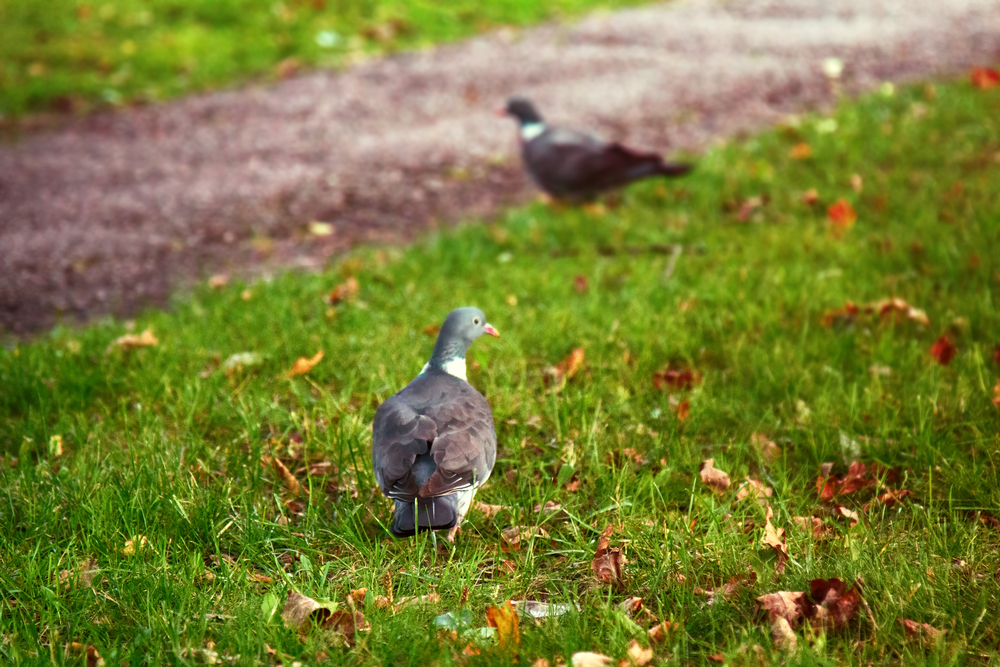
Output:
[
  {"left": 652, "top": 367, "right": 702, "bottom": 391},
  {"left": 815, "top": 461, "right": 877, "bottom": 502},
  {"left": 676, "top": 400, "right": 690, "bottom": 422},
  {"left": 827, "top": 198, "right": 857, "bottom": 234},
  {"left": 574, "top": 275, "right": 589, "bottom": 293},
  {"left": 808, "top": 578, "right": 862, "bottom": 632},
  {"left": 699, "top": 459, "right": 730, "bottom": 493},
  {"left": 971, "top": 66, "right": 1000, "bottom": 89},
  {"left": 929, "top": 335, "right": 957, "bottom": 365},
  {"left": 591, "top": 525, "right": 627, "bottom": 589}
]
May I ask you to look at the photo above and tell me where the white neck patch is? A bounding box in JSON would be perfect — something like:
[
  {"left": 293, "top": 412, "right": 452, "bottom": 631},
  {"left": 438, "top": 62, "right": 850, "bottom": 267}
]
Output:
[
  {"left": 520, "top": 122, "right": 546, "bottom": 142},
  {"left": 419, "top": 357, "right": 467, "bottom": 381}
]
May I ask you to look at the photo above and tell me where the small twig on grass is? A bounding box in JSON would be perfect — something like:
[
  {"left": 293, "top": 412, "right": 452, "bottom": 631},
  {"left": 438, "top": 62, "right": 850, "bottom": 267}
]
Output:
[{"left": 663, "top": 244, "right": 683, "bottom": 280}]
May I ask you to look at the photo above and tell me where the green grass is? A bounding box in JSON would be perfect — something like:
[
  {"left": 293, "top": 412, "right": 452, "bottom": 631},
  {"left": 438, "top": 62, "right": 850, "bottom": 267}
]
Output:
[
  {"left": 2, "top": 79, "right": 1000, "bottom": 665},
  {"left": 0, "top": 0, "right": 652, "bottom": 118}
]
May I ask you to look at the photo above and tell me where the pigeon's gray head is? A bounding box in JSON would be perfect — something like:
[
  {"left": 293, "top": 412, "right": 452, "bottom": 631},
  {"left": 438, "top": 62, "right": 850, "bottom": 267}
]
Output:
[
  {"left": 429, "top": 307, "right": 499, "bottom": 368},
  {"left": 502, "top": 97, "right": 543, "bottom": 125}
]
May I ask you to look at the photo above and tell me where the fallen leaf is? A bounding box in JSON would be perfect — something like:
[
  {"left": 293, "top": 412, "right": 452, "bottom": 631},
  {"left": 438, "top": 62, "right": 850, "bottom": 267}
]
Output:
[
  {"left": 574, "top": 275, "right": 589, "bottom": 293},
  {"left": 486, "top": 600, "right": 520, "bottom": 648},
  {"left": 821, "top": 300, "right": 860, "bottom": 327},
  {"left": 793, "top": 516, "right": 830, "bottom": 540},
  {"left": 929, "top": 335, "right": 957, "bottom": 365},
  {"left": 870, "top": 297, "right": 929, "bottom": 326},
  {"left": 790, "top": 143, "right": 812, "bottom": 159},
  {"left": 762, "top": 516, "right": 789, "bottom": 573},
  {"left": 68, "top": 642, "right": 104, "bottom": 667},
  {"left": 815, "top": 461, "right": 878, "bottom": 502},
  {"left": 59, "top": 558, "right": 100, "bottom": 588},
  {"left": 751, "top": 433, "right": 781, "bottom": 461},
  {"left": 122, "top": 535, "right": 148, "bottom": 556},
  {"left": 699, "top": 459, "right": 730, "bottom": 493},
  {"left": 802, "top": 188, "right": 820, "bottom": 205},
  {"left": 736, "top": 478, "right": 773, "bottom": 503},
  {"left": 286, "top": 350, "right": 324, "bottom": 378},
  {"left": 501, "top": 525, "right": 549, "bottom": 549},
  {"left": 424, "top": 324, "right": 440, "bottom": 336},
  {"left": 262, "top": 456, "right": 302, "bottom": 495},
  {"left": 648, "top": 621, "right": 680, "bottom": 645},
  {"left": 248, "top": 573, "right": 273, "bottom": 583},
  {"left": 625, "top": 640, "right": 654, "bottom": 666},
  {"left": 737, "top": 196, "right": 764, "bottom": 222},
  {"left": 652, "top": 367, "right": 702, "bottom": 391},
  {"left": 533, "top": 500, "right": 563, "bottom": 515},
  {"left": 770, "top": 616, "right": 797, "bottom": 650},
  {"left": 474, "top": 501, "right": 506, "bottom": 518},
  {"left": 850, "top": 173, "right": 863, "bottom": 193},
  {"left": 757, "top": 591, "right": 810, "bottom": 627},
  {"left": 993, "top": 379, "right": 1000, "bottom": 407},
  {"left": 862, "top": 489, "right": 912, "bottom": 512},
  {"left": 833, "top": 505, "right": 859, "bottom": 527},
  {"left": 281, "top": 590, "right": 368, "bottom": 643},
  {"left": 707, "top": 654, "right": 725, "bottom": 664},
  {"left": 900, "top": 618, "right": 946, "bottom": 643},
  {"left": 591, "top": 525, "right": 627, "bottom": 589},
  {"left": 110, "top": 328, "right": 158, "bottom": 351},
  {"left": 676, "top": 400, "right": 690, "bottom": 422},
  {"left": 827, "top": 199, "right": 857, "bottom": 235},
  {"left": 971, "top": 66, "right": 1000, "bottom": 89},
  {"left": 808, "top": 578, "right": 862, "bottom": 632},
  {"left": 547, "top": 348, "right": 585, "bottom": 382},
  {"left": 329, "top": 277, "right": 359, "bottom": 304},
  {"left": 572, "top": 652, "right": 614, "bottom": 667},
  {"left": 208, "top": 274, "right": 229, "bottom": 289},
  {"left": 618, "top": 597, "right": 644, "bottom": 616},
  {"left": 391, "top": 592, "right": 441, "bottom": 611}
]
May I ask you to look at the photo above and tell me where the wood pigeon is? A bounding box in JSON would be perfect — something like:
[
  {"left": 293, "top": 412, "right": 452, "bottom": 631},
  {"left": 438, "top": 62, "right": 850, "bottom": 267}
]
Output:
[
  {"left": 501, "top": 97, "right": 692, "bottom": 201},
  {"left": 372, "top": 307, "right": 499, "bottom": 540}
]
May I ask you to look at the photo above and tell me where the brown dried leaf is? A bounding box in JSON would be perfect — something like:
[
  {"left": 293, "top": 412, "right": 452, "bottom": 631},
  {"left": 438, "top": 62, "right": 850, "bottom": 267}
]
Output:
[
  {"left": 592, "top": 525, "right": 627, "bottom": 589},
  {"left": 485, "top": 600, "right": 520, "bottom": 648},
  {"left": 652, "top": 368, "right": 702, "bottom": 391},
  {"left": 707, "top": 654, "right": 725, "bottom": 664},
  {"left": 68, "top": 642, "right": 104, "bottom": 667},
  {"left": 392, "top": 592, "right": 440, "bottom": 612},
  {"left": 281, "top": 591, "right": 330, "bottom": 632},
  {"left": 676, "top": 400, "right": 690, "bottom": 422},
  {"left": 790, "top": 142, "right": 812, "bottom": 159},
  {"left": 501, "top": 525, "right": 549, "bottom": 549},
  {"left": 900, "top": 618, "right": 946, "bottom": 644},
  {"left": 808, "top": 578, "right": 862, "bottom": 632},
  {"left": 699, "top": 459, "right": 730, "bottom": 493},
  {"left": 572, "top": 652, "right": 614, "bottom": 667},
  {"left": 110, "top": 328, "right": 158, "bottom": 351},
  {"left": 736, "top": 478, "right": 773, "bottom": 503},
  {"left": 930, "top": 335, "right": 957, "bottom": 365},
  {"left": 618, "top": 597, "right": 644, "bottom": 617},
  {"left": 474, "top": 501, "right": 507, "bottom": 518},
  {"left": 625, "top": 639, "right": 654, "bottom": 666},
  {"left": 329, "top": 277, "right": 359, "bottom": 304},
  {"left": 815, "top": 461, "right": 877, "bottom": 502},
  {"left": 547, "top": 348, "right": 585, "bottom": 382},
  {"left": 834, "top": 505, "right": 860, "bottom": 527},
  {"left": 762, "top": 516, "right": 788, "bottom": 573},
  {"left": 122, "top": 535, "right": 148, "bottom": 557},
  {"left": 750, "top": 433, "right": 781, "bottom": 462},
  {"left": 534, "top": 500, "right": 563, "bottom": 515},
  {"left": 793, "top": 516, "right": 830, "bottom": 540},
  {"left": 574, "top": 275, "right": 589, "bottom": 293},
  {"left": 60, "top": 558, "right": 100, "bottom": 588},
  {"left": 648, "top": 621, "right": 680, "bottom": 645},
  {"left": 286, "top": 350, "right": 324, "bottom": 378},
  {"left": 771, "top": 616, "right": 797, "bottom": 650},
  {"left": 262, "top": 455, "right": 302, "bottom": 495}
]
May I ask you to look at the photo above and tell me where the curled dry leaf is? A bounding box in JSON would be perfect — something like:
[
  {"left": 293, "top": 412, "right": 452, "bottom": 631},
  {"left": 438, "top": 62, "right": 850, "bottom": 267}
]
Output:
[
  {"left": 862, "top": 488, "right": 912, "bottom": 512},
  {"left": 122, "top": 535, "right": 148, "bottom": 557},
  {"left": 699, "top": 459, "right": 730, "bottom": 493},
  {"left": 900, "top": 618, "right": 946, "bottom": 644},
  {"left": 790, "top": 142, "right": 812, "bottom": 159},
  {"left": 534, "top": 500, "right": 563, "bottom": 515},
  {"left": 262, "top": 455, "right": 302, "bottom": 495},
  {"left": 501, "top": 525, "right": 549, "bottom": 549},
  {"left": 815, "top": 461, "right": 879, "bottom": 502},
  {"left": 751, "top": 433, "right": 781, "bottom": 462},
  {"left": 281, "top": 590, "right": 369, "bottom": 643},
  {"left": 625, "top": 639, "right": 654, "bottom": 666},
  {"left": 109, "top": 328, "right": 158, "bottom": 351},
  {"left": 809, "top": 578, "right": 862, "bottom": 632},
  {"left": 736, "top": 478, "right": 772, "bottom": 503},
  {"left": 833, "top": 505, "right": 860, "bottom": 527},
  {"left": 762, "top": 516, "right": 789, "bottom": 573},
  {"left": 591, "top": 525, "right": 627, "bottom": 589},
  {"left": 68, "top": 642, "right": 104, "bottom": 667},
  {"left": 59, "top": 558, "right": 100, "bottom": 588},
  {"left": 827, "top": 199, "right": 857, "bottom": 235},
  {"left": 486, "top": 600, "right": 520, "bottom": 648},
  {"left": 929, "top": 335, "right": 957, "bottom": 366},
  {"left": 286, "top": 350, "right": 324, "bottom": 378},
  {"left": 547, "top": 348, "right": 585, "bottom": 382},
  {"left": 652, "top": 368, "right": 701, "bottom": 391},
  {"left": 329, "top": 277, "right": 359, "bottom": 304},
  {"left": 971, "top": 66, "right": 1000, "bottom": 89},
  {"left": 474, "top": 501, "right": 507, "bottom": 518},
  {"left": 572, "top": 652, "right": 614, "bottom": 667},
  {"left": 793, "top": 516, "right": 830, "bottom": 540},
  {"left": 648, "top": 621, "right": 680, "bottom": 645},
  {"left": 771, "top": 617, "right": 797, "bottom": 650},
  {"left": 618, "top": 597, "right": 644, "bottom": 617}
]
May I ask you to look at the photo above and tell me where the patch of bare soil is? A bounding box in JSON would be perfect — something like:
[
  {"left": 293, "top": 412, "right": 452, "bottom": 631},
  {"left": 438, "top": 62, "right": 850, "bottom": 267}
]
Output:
[{"left": 2, "top": 0, "right": 999, "bottom": 333}]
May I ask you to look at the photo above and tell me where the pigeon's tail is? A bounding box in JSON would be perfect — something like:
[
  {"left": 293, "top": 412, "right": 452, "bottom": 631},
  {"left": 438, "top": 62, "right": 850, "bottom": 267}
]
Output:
[
  {"left": 390, "top": 496, "right": 457, "bottom": 537},
  {"left": 652, "top": 161, "right": 694, "bottom": 178},
  {"left": 618, "top": 156, "right": 693, "bottom": 187}
]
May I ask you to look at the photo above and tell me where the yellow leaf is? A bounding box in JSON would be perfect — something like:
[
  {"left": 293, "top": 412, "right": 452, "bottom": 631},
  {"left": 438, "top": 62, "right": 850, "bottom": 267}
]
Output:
[
  {"left": 109, "top": 328, "right": 158, "bottom": 351},
  {"left": 486, "top": 600, "right": 520, "bottom": 648},
  {"left": 287, "top": 350, "right": 324, "bottom": 378},
  {"left": 122, "top": 535, "right": 148, "bottom": 556}
]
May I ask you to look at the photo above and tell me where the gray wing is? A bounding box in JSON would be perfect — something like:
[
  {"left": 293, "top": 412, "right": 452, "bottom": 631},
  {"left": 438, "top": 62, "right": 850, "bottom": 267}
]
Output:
[{"left": 372, "top": 372, "right": 496, "bottom": 501}]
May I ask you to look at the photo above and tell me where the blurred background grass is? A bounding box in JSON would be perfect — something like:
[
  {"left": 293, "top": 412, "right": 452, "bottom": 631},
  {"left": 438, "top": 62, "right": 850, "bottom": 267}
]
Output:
[{"left": 0, "top": 0, "right": 651, "bottom": 117}]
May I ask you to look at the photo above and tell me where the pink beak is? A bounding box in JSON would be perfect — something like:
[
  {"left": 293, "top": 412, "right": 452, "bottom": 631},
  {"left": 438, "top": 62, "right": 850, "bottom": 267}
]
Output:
[
  {"left": 483, "top": 323, "right": 500, "bottom": 338},
  {"left": 494, "top": 107, "right": 508, "bottom": 118}
]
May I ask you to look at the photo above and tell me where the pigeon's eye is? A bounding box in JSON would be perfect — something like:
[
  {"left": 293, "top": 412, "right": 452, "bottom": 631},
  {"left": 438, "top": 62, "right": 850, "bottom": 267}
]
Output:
[{"left": 473, "top": 318, "right": 480, "bottom": 325}]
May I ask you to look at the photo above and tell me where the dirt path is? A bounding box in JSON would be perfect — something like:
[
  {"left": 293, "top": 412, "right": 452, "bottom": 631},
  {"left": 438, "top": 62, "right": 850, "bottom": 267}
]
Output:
[{"left": 2, "top": 0, "right": 999, "bottom": 334}]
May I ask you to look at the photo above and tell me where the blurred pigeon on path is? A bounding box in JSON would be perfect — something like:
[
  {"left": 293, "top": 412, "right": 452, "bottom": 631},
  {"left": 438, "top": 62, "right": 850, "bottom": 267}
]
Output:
[
  {"left": 372, "top": 307, "right": 499, "bottom": 541},
  {"left": 502, "top": 97, "right": 692, "bottom": 201}
]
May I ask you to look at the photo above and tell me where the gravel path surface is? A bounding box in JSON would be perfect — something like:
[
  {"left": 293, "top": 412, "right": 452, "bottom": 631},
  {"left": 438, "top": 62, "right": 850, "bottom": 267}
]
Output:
[{"left": 2, "top": 0, "right": 999, "bottom": 333}]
